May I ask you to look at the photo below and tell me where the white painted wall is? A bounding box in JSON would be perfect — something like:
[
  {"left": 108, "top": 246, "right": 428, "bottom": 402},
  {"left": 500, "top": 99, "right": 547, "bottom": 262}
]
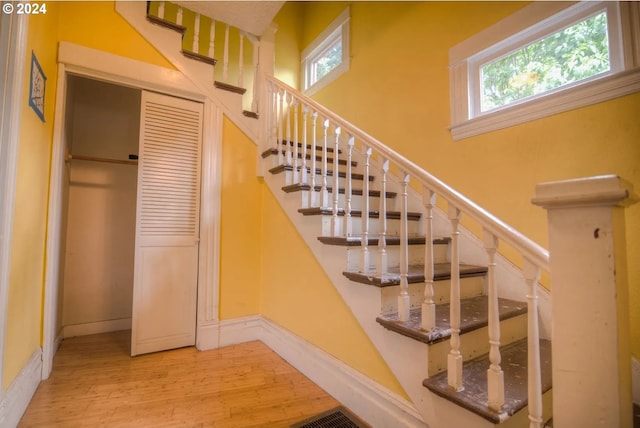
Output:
[{"left": 62, "top": 76, "right": 140, "bottom": 336}]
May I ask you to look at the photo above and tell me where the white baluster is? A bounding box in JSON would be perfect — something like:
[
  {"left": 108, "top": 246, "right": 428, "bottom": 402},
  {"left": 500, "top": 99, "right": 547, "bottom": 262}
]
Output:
[
  {"left": 193, "top": 14, "right": 200, "bottom": 53},
  {"left": 251, "top": 42, "right": 259, "bottom": 113},
  {"left": 285, "top": 93, "right": 293, "bottom": 168},
  {"left": 321, "top": 119, "right": 330, "bottom": 208},
  {"left": 398, "top": 172, "right": 410, "bottom": 322},
  {"left": 484, "top": 230, "right": 504, "bottom": 411},
  {"left": 524, "top": 259, "right": 543, "bottom": 428},
  {"left": 270, "top": 82, "right": 277, "bottom": 150},
  {"left": 223, "top": 24, "right": 230, "bottom": 82},
  {"left": 359, "top": 146, "right": 372, "bottom": 273},
  {"left": 331, "top": 127, "right": 342, "bottom": 237},
  {"left": 301, "top": 106, "right": 309, "bottom": 185},
  {"left": 377, "top": 158, "right": 389, "bottom": 276},
  {"left": 292, "top": 100, "right": 300, "bottom": 184},
  {"left": 309, "top": 111, "right": 318, "bottom": 207},
  {"left": 176, "top": 6, "right": 183, "bottom": 26},
  {"left": 270, "top": 85, "right": 276, "bottom": 150},
  {"left": 277, "top": 89, "right": 284, "bottom": 165},
  {"left": 421, "top": 188, "right": 436, "bottom": 331},
  {"left": 208, "top": 20, "right": 215, "bottom": 58},
  {"left": 157, "top": 1, "right": 165, "bottom": 20},
  {"left": 344, "top": 135, "right": 354, "bottom": 237},
  {"left": 238, "top": 33, "right": 245, "bottom": 88},
  {"left": 447, "top": 204, "right": 463, "bottom": 391}
]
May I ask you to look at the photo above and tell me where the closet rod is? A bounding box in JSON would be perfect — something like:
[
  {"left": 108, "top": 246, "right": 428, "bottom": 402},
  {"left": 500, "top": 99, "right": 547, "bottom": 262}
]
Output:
[{"left": 68, "top": 154, "right": 138, "bottom": 166}]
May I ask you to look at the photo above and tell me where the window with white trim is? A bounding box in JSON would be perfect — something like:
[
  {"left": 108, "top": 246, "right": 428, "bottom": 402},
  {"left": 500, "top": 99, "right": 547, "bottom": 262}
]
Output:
[
  {"left": 449, "top": 1, "right": 640, "bottom": 140},
  {"left": 302, "top": 8, "right": 350, "bottom": 96}
]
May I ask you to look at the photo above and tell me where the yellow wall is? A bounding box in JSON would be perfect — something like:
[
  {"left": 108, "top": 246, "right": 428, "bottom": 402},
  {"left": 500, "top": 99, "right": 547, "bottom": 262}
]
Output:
[
  {"left": 259, "top": 188, "right": 407, "bottom": 397},
  {"left": 219, "top": 116, "right": 262, "bottom": 319},
  {"left": 273, "top": 2, "right": 304, "bottom": 87},
  {"left": 281, "top": 1, "right": 640, "bottom": 359},
  {"left": 58, "top": 2, "right": 173, "bottom": 69}
]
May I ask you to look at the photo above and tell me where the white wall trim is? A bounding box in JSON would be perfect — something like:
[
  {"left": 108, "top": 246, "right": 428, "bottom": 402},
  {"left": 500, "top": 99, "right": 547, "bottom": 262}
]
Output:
[
  {"left": 216, "top": 315, "right": 426, "bottom": 428},
  {"left": 0, "top": 348, "right": 42, "bottom": 427},
  {"left": 57, "top": 42, "right": 202, "bottom": 101},
  {"left": 633, "top": 356, "right": 640, "bottom": 405},
  {"left": 196, "top": 100, "right": 223, "bottom": 351},
  {"left": 41, "top": 63, "right": 68, "bottom": 381},
  {"left": 0, "top": 12, "right": 29, "bottom": 394},
  {"left": 219, "top": 315, "right": 263, "bottom": 348}
]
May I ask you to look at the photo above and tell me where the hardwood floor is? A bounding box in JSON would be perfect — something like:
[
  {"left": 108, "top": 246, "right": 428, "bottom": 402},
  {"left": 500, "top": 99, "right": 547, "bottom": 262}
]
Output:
[{"left": 19, "top": 331, "right": 340, "bottom": 427}]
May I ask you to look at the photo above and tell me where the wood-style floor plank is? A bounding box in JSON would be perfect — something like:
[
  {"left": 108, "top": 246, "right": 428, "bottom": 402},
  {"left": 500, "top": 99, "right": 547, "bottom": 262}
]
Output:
[{"left": 19, "top": 331, "right": 340, "bottom": 427}]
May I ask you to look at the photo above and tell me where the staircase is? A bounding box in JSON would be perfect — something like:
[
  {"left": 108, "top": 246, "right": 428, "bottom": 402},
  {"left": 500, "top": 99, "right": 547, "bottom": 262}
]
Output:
[
  {"left": 259, "top": 112, "right": 553, "bottom": 427},
  {"left": 120, "top": 2, "right": 559, "bottom": 426}
]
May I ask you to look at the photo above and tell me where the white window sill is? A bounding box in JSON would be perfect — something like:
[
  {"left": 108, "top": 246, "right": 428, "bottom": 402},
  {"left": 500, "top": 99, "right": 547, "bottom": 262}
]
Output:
[{"left": 449, "top": 67, "right": 640, "bottom": 141}]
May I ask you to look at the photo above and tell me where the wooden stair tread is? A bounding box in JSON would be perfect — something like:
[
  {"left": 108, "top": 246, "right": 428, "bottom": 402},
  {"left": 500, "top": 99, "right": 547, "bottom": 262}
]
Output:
[
  {"left": 261, "top": 143, "right": 339, "bottom": 159},
  {"left": 146, "top": 14, "right": 187, "bottom": 33},
  {"left": 242, "top": 110, "right": 259, "bottom": 119},
  {"left": 269, "top": 165, "right": 374, "bottom": 182},
  {"left": 376, "top": 295, "right": 527, "bottom": 345},
  {"left": 181, "top": 50, "right": 217, "bottom": 66},
  {"left": 343, "top": 263, "right": 487, "bottom": 287},
  {"left": 318, "top": 236, "right": 449, "bottom": 246},
  {"left": 268, "top": 153, "right": 356, "bottom": 167},
  {"left": 423, "top": 338, "right": 552, "bottom": 424},
  {"left": 283, "top": 183, "right": 396, "bottom": 199},
  {"left": 214, "top": 81, "right": 247, "bottom": 95},
  {"left": 299, "top": 207, "right": 422, "bottom": 221}
]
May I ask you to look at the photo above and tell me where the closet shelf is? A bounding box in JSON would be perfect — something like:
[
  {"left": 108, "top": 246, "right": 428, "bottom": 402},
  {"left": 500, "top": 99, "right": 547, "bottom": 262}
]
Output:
[{"left": 67, "top": 154, "right": 138, "bottom": 166}]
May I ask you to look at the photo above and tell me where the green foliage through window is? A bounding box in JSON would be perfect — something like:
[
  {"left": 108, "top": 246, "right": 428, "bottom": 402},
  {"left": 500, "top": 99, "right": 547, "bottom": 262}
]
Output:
[
  {"left": 313, "top": 40, "right": 342, "bottom": 83},
  {"left": 480, "top": 11, "right": 610, "bottom": 111}
]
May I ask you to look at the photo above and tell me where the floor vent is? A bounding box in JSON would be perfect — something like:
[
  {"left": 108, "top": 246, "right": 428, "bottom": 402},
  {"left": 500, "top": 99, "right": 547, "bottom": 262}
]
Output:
[{"left": 290, "top": 406, "right": 369, "bottom": 428}]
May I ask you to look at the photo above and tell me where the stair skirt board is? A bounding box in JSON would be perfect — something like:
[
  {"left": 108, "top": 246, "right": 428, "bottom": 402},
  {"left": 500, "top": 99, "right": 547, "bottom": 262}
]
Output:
[
  {"left": 290, "top": 406, "right": 370, "bottom": 428},
  {"left": 217, "top": 315, "right": 427, "bottom": 428}
]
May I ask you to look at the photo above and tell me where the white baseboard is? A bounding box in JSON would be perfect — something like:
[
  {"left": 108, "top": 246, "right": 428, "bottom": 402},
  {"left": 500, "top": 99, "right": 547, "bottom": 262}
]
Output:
[
  {"left": 63, "top": 318, "right": 131, "bottom": 338},
  {"left": 0, "top": 348, "right": 42, "bottom": 427},
  {"left": 218, "top": 315, "right": 262, "bottom": 347},
  {"left": 633, "top": 356, "right": 640, "bottom": 405},
  {"left": 217, "top": 315, "right": 426, "bottom": 428}
]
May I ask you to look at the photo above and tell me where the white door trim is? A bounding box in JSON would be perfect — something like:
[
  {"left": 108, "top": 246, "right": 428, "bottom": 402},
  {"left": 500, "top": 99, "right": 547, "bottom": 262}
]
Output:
[
  {"left": 43, "top": 42, "right": 222, "bottom": 378},
  {"left": 0, "top": 12, "right": 29, "bottom": 391}
]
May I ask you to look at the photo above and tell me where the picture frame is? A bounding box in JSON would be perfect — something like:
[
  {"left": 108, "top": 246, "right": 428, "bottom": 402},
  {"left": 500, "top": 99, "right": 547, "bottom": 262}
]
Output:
[{"left": 29, "top": 51, "right": 46, "bottom": 122}]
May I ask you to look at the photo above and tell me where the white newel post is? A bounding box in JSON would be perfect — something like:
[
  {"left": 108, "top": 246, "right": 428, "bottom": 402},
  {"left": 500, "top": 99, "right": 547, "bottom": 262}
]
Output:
[{"left": 533, "top": 174, "right": 636, "bottom": 428}]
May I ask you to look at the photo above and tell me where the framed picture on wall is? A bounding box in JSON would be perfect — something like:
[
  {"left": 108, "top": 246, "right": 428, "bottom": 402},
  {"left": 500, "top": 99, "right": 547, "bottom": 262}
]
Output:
[{"left": 29, "top": 51, "right": 46, "bottom": 122}]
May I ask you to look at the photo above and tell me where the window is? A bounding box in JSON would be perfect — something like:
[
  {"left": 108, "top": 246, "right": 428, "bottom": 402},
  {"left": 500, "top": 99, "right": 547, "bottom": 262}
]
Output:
[
  {"left": 449, "top": 1, "right": 640, "bottom": 140},
  {"left": 302, "top": 8, "right": 350, "bottom": 95}
]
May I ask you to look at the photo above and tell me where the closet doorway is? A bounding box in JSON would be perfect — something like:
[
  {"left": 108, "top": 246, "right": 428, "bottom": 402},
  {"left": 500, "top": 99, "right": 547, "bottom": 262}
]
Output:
[{"left": 61, "top": 76, "right": 202, "bottom": 356}]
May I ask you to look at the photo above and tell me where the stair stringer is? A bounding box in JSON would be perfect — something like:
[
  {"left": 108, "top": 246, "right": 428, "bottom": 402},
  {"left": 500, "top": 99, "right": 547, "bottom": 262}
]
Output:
[
  {"left": 265, "top": 172, "right": 497, "bottom": 428},
  {"left": 115, "top": 1, "right": 260, "bottom": 143}
]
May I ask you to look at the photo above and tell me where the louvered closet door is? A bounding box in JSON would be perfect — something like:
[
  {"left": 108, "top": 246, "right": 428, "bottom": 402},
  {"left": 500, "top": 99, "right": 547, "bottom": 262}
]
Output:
[{"left": 131, "top": 91, "right": 203, "bottom": 356}]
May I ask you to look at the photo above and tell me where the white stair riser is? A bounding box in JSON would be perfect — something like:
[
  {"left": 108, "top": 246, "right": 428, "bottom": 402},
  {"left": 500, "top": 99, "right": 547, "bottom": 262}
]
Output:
[
  {"left": 427, "top": 313, "right": 528, "bottom": 376},
  {"left": 380, "top": 275, "right": 485, "bottom": 314},
  {"left": 278, "top": 164, "right": 354, "bottom": 186},
  {"left": 294, "top": 189, "right": 395, "bottom": 211},
  {"left": 345, "top": 242, "right": 449, "bottom": 272},
  {"left": 317, "top": 215, "right": 422, "bottom": 238}
]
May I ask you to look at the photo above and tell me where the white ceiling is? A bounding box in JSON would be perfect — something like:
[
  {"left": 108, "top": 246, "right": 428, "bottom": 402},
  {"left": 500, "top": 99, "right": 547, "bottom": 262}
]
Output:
[{"left": 174, "top": 1, "right": 284, "bottom": 36}]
